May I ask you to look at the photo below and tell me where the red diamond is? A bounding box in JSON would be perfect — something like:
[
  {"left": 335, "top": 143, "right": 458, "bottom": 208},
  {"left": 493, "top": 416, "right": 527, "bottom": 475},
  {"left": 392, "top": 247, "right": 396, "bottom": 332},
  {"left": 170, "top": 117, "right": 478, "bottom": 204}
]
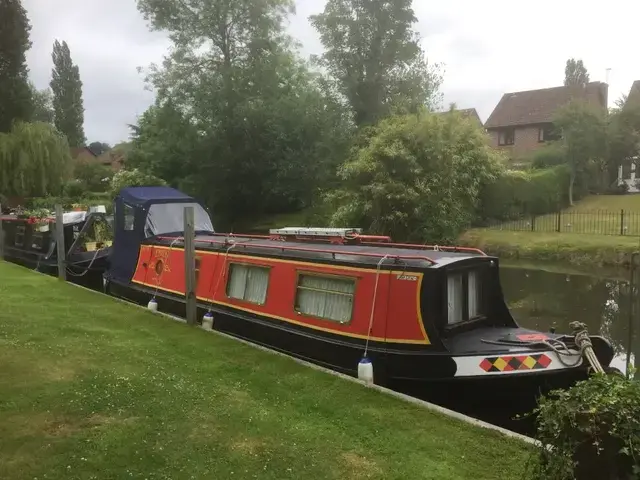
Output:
[
  {"left": 503, "top": 363, "right": 515, "bottom": 372},
  {"left": 479, "top": 359, "right": 492, "bottom": 371},
  {"left": 537, "top": 354, "right": 552, "bottom": 368},
  {"left": 516, "top": 355, "right": 528, "bottom": 363}
]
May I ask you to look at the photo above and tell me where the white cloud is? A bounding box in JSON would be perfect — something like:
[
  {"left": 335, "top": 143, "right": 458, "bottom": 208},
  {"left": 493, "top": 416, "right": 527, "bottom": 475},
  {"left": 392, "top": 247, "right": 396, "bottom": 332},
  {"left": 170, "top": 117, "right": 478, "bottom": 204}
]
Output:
[{"left": 22, "top": 0, "right": 640, "bottom": 142}]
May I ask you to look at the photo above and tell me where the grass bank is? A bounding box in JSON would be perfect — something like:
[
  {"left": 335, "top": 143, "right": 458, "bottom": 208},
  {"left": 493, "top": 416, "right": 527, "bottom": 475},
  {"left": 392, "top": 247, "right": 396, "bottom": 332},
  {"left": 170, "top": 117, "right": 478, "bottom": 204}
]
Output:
[
  {"left": 463, "top": 195, "right": 640, "bottom": 267},
  {"left": 460, "top": 229, "right": 639, "bottom": 267},
  {"left": 0, "top": 262, "right": 531, "bottom": 480}
]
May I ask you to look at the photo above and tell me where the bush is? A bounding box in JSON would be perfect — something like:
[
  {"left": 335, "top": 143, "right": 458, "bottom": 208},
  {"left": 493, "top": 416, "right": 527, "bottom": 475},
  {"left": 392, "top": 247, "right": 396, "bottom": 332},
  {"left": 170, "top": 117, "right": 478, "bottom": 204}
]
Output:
[
  {"left": 529, "top": 374, "right": 640, "bottom": 480},
  {"left": 530, "top": 143, "right": 566, "bottom": 169},
  {"left": 73, "top": 159, "right": 113, "bottom": 192},
  {"left": 62, "top": 179, "right": 88, "bottom": 198},
  {"left": 109, "top": 168, "right": 167, "bottom": 198},
  {"left": 479, "top": 165, "right": 571, "bottom": 220},
  {"left": 326, "top": 110, "right": 503, "bottom": 243}
]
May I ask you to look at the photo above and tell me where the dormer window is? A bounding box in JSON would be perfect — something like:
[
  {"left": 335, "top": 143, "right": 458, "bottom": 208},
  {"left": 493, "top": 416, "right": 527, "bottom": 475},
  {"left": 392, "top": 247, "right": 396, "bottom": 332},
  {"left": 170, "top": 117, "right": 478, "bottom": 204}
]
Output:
[{"left": 498, "top": 128, "right": 515, "bottom": 146}]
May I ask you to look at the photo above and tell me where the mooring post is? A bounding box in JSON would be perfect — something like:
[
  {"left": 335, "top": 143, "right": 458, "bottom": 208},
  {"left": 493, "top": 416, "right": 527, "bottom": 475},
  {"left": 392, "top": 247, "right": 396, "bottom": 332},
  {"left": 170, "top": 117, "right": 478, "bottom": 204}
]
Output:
[
  {"left": 184, "top": 205, "right": 197, "bottom": 325},
  {"left": 55, "top": 204, "right": 66, "bottom": 281},
  {"left": 627, "top": 252, "right": 640, "bottom": 378},
  {"left": 0, "top": 202, "right": 4, "bottom": 260}
]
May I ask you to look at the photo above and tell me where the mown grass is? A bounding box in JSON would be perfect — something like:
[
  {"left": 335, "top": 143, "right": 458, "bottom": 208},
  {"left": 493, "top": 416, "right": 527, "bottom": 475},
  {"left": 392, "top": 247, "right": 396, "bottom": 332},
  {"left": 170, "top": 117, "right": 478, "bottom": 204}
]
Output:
[
  {"left": 460, "top": 229, "right": 640, "bottom": 267},
  {"left": 0, "top": 261, "right": 531, "bottom": 480}
]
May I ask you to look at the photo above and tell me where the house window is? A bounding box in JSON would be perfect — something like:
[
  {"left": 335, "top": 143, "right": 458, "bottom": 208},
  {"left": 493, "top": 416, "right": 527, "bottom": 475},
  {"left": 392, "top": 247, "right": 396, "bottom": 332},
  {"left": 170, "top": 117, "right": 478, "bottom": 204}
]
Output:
[
  {"left": 295, "top": 273, "right": 356, "bottom": 323},
  {"left": 124, "top": 204, "right": 135, "bottom": 231},
  {"left": 498, "top": 128, "right": 515, "bottom": 146},
  {"left": 538, "top": 126, "right": 560, "bottom": 143},
  {"left": 447, "top": 270, "right": 484, "bottom": 325},
  {"left": 226, "top": 263, "right": 270, "bottom": 305}
]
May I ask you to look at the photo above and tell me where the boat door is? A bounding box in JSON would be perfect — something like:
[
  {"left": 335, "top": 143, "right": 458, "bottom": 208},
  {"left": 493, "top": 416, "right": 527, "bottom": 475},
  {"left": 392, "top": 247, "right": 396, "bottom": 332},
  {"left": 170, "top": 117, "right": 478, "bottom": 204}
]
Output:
[{"left": 109, "top": 198, "right": 146, "bottom": 283}]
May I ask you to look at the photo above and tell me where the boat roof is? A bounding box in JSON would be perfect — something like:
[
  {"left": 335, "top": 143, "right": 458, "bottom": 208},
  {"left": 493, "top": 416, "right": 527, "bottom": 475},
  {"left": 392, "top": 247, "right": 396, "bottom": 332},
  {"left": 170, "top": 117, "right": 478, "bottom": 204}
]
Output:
[
  {"left": 153, "top": 234, "right": 491, "bottom": 269},
  {"left": 117, "top": 186, "right": 195, "bottom": 208}
]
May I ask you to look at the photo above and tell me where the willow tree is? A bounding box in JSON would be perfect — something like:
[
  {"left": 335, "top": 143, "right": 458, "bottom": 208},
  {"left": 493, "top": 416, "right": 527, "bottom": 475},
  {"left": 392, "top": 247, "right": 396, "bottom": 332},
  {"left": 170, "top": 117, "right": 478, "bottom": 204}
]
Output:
[{"left": 0, "top": 121, "right": 72, "bottom": 197}]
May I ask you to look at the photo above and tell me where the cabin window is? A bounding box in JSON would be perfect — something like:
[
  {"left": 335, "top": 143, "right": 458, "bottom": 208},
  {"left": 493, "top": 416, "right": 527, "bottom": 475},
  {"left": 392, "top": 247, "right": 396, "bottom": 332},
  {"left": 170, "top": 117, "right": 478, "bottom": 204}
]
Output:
[
  {"left": 295, "top": 274, "right": 355, "bottom": 323},
  {"left": 447, "top": 270, "right": 484, "bottom": 325},
  {"left": 31, "top": 233, "right": 43, "bottom": 250},
  {"left": 124, "top": 203, "right": 135, "bottom": 231},
  {"left": 14, "top": 226, "right": 25, "bottom": 247},
  {"left": 226, "top": 263, "right": 270, "bottom": 305}
]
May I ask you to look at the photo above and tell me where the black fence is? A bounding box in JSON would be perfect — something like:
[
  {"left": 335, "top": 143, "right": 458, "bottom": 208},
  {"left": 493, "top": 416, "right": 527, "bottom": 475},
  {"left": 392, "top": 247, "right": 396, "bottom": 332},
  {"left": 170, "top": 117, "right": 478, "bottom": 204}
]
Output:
[{"left": 486, "top": 210, "right": 640, "bottom": 236}]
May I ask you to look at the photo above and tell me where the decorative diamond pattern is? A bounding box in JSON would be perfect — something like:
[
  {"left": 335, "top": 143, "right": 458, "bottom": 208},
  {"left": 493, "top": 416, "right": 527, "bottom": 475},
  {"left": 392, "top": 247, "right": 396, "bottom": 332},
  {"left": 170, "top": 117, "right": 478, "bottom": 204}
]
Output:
[{"left": 479, "top": 354, "right": 552, "bottom": 372}]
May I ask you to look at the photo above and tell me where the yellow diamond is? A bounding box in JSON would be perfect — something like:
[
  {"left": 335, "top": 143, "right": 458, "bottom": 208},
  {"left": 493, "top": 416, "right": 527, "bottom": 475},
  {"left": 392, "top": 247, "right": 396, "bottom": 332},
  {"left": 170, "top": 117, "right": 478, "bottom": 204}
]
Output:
[
  {"left": 522, "top": 356, "right": 537, "bottom": 369},
  {"left": 493, "top": 357, "right": 508, "bottom": 371}
]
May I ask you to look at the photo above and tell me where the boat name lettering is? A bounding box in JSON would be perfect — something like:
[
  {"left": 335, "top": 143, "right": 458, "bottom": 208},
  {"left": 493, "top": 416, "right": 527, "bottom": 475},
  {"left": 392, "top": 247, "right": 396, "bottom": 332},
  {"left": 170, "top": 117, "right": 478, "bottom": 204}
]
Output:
[{"left": 396, "top": 274, "right": 418, "bottom": 281}]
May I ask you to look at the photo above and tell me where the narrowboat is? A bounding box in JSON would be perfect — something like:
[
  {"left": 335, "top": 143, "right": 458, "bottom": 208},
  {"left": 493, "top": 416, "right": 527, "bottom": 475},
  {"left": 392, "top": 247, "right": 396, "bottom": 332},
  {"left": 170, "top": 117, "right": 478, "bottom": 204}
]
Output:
[
  {"left": 1, "top": 206, "right": 112, "bottom": 280},
  {"left": 104, "top": 187, "right": 615, "bottom": 413}
]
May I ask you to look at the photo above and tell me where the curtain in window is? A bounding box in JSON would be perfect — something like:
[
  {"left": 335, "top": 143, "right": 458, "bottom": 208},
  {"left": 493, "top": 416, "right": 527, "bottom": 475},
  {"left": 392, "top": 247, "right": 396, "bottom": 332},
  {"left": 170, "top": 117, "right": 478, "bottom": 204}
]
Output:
[
  {"left": 244, "top": 266, "right": 269, "bottom": 304},
  {"left": 468, "top": 270, "right": 481, "bottom": 318},
  {"left": 447, "top": 274, "right": 463, "bottom": 324},
  {"left": 297, "top": 275, "right": 355, "bottom": 323},
  {"left": 227, "top": 264, "right": 269, "bottom": 304}
]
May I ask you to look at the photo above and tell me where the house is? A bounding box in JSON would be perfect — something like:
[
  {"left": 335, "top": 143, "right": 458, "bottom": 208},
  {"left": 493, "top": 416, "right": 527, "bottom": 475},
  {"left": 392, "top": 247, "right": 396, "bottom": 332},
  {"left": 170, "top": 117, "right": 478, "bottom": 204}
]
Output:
[
  {"left": 484, "top": 82, "right": 609, "bottom": 159},
  {"left": 436, "top": 107, "right": 483, "bottom": 127},
  {"left": 97, "top": 148, "right": 126, "bottom": 171},
  {"left": 70, "top": 146, "right": 98, "bottom": 164},
  {"left": 617, "top": 80, "right": 640, "bottom": 193}
]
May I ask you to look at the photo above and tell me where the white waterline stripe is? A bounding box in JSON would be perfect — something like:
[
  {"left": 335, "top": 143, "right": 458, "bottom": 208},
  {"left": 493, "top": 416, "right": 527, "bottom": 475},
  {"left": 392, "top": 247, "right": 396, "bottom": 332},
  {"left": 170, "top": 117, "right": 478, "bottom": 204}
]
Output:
[{"left": 63, "top": 279, "right": 538, "bottom": 445}]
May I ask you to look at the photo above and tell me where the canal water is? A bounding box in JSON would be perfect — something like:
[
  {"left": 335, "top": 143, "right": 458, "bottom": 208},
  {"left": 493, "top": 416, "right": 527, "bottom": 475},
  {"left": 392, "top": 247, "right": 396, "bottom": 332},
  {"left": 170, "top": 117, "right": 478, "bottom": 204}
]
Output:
[{"left": 501, "top": 262, "right": 639, "bottom": 378}]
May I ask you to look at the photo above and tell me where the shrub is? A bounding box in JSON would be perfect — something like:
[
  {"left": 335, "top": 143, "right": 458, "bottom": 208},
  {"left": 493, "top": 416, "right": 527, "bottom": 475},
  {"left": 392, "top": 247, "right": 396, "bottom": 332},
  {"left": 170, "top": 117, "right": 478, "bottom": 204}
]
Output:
[
  {"left": 327, "top": 110, "right": 503, "bottom": 243},
  {"left": 530, "top": 143, "right": 566, "bottom": 169},
  {"left": 109, "top": 168, "right": 167, "bottom": 198},
  {"left": 73, "top": 159, "right": 113, "bottom": 192},
  {"left": 62, "top": 179, "right": 88, "bottom": 198},
  {"left": 529, "top": 374, "right": 640, "bottom": 480},
  {"left": 479, "top": 165, "right": 571, "bottom": 220}
]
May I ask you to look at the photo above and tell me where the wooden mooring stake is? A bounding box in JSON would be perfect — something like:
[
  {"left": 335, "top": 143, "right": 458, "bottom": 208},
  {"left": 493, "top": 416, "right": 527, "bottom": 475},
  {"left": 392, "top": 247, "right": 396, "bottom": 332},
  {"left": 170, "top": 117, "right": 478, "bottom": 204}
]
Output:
[
  {"left": 55, "top": 204, "right": 66, "bottom": 281},
  {"left": 184, "top": 205, "right": 197, "bottom": 325}
]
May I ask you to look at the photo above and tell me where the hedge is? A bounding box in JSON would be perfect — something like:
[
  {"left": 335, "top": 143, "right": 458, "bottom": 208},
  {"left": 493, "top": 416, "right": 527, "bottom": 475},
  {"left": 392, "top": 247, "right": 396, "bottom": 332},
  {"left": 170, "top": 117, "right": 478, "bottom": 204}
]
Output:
[{"left": 479, "top": 165, "right": 575, "bottom": 220}]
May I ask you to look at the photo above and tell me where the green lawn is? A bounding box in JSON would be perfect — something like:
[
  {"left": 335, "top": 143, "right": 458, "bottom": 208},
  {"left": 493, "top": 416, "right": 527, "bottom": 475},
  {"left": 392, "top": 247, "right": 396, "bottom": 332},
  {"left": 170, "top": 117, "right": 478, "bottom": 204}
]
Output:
[
  {"left": 0, "top": 261, "right": 531, "bottom": 480},
  {"left": 460, "top": 229, "right": 640, "bottom": 267},
  {"left": 490, "top": 195, "right": 640, "bottom": 236}
]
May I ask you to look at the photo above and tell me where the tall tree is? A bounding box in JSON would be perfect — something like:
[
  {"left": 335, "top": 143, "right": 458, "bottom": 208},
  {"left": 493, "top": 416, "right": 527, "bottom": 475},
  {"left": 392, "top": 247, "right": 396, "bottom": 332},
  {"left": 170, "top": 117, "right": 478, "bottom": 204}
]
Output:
[
  {"left": 554, "top": 101, "right": 606, "bottom": 204},
  {"left": 135, "top": 0, "right": 353, "bottom": 227},
  {"left": 50, "top": 40, "right": 86, "bottom": 147},
  {"left": 29, "top": 83, "right": 55, "bottom": 124},
  {"left": 87, "top": 141, "right": 111, "bottom": 155},
  {"left": 564, "top": 58, "right": 590, "bottom": 87},
  {"left": 0, "top": 0, "right": 33, "bottom": 133},
  {"left": 310, "top": 0, "right": 441, "bottom": 127}
]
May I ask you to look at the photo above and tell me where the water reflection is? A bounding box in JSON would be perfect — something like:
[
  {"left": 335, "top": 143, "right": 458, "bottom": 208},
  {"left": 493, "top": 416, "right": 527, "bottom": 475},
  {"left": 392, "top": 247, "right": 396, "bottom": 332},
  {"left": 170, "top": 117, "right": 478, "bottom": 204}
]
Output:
[{"left": 500, "top": 265, "right": 639, "bottom": 377}]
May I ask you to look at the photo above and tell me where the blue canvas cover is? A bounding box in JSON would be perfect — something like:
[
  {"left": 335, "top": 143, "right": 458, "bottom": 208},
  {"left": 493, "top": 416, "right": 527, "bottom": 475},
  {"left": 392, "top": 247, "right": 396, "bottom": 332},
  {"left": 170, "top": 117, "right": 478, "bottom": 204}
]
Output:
[{"left": 107, "top": 186, "right": 212, "bottom": 283}]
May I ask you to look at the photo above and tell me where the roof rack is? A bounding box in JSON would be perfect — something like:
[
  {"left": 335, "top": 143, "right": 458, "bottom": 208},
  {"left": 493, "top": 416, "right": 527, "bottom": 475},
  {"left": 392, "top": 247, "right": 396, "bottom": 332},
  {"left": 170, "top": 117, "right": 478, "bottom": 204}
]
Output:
[
  {"left": 157, "top": 235, "right": 438, "bottom": 266},
  {"left": 269, "top": 227, "right": 392, "bottom": 245}
]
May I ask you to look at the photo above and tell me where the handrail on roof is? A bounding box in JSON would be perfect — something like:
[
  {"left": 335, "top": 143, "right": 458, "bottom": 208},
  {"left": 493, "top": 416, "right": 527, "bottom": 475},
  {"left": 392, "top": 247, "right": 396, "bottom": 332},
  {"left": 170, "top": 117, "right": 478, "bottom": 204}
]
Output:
[
  {"left": 359, "top": 241, "right": 487, "bottom": 256},
  {"left": 157, "top": 235, "right": 438, "bottom": 266}
]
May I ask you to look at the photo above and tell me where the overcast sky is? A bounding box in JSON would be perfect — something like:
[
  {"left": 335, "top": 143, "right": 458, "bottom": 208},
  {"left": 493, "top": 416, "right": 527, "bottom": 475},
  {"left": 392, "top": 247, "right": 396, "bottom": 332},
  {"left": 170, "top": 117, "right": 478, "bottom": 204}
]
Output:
[{"left": 23, "top": 0, "right": 640, "bottom": 146}]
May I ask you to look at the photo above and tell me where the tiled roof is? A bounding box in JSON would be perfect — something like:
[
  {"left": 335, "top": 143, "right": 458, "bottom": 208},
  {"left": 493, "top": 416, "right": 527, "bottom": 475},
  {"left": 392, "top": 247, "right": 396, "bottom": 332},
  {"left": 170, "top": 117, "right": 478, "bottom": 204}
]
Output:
[
  {"left": 436, "top": 107, "right": 483, "bottom": 125},
  {"left": 485, "top": 82, "right": 608, "bottom": 129},
  {"left": 627, "top": 80, "right": 640, "bottom": 107}
]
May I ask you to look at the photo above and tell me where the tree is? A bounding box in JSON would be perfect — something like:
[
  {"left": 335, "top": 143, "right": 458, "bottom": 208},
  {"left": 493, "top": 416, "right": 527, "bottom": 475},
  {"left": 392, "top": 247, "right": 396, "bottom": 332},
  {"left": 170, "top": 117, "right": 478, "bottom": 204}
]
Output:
[
  {"left": 72, "top": 159, "right": 113, "bottom": 192},
  {"left": 0, "top": 121, "right": 72, "bottom": 197},
  {"left": 135, "top": 0, "right": 353, "bottom": 228},
  {"left": 50, "top": 40, "right": 86, "bottom": 147},
  {"left": 554, "top": 101, "right": 606, "bottom": 204},
  {"left": 607, "top": 101, "right": 640, "bottom": 187},
  {"left": 30, "top": 83, "right": 55, "bottom": 124},
  {"left": 327, "top": 110, "right": 503, "bottom": 243},
  {"left": 87, "top": 141, "right": 111, "bottom": 156},
  {"left": 564, "top": 58, "right": 590, "bottom": 87},
  {"left": 0, "top": 0, "right": 33, "bottom": 133},
  {"left": 310, "top": 0, "right": 442, "bottom": 127}
]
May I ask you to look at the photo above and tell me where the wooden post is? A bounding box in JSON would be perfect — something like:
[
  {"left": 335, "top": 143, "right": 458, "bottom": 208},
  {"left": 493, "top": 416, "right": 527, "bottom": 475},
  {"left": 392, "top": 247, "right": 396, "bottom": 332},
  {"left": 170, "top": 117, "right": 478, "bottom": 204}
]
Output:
[
  {"left": 0, "top": 203, "right": 4, "bottom": 260},
  {"left": 556, "top": 210, "right": 561, "bottom": 233},
  {"left": 621, "top": 209, "right": 625, "bottom": 236},
  {"left": 55, "top": 204, "right": 66, "bottom": 281},
  {"left": 184, "top": 206, "right": 197, "bottom": 325}
]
